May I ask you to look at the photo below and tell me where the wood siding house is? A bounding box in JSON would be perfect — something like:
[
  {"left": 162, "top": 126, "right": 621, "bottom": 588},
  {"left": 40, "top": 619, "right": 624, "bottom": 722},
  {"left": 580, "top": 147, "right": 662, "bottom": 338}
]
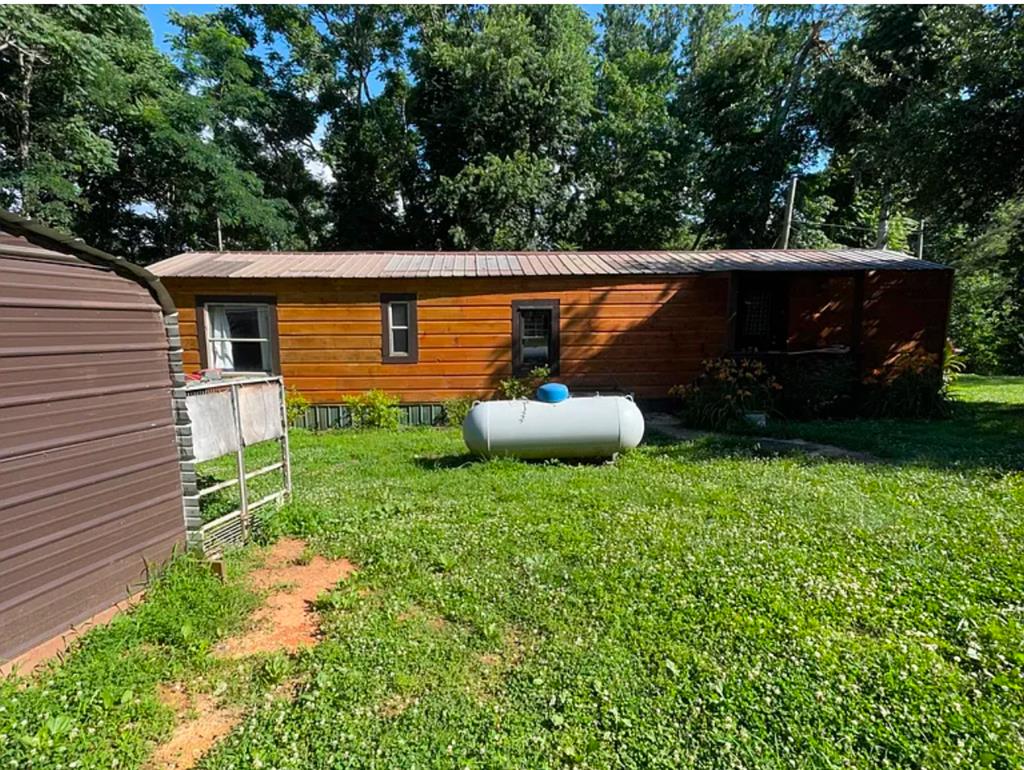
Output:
[{"left": 150, "top": 249, "right": 953, "bottom": 412}]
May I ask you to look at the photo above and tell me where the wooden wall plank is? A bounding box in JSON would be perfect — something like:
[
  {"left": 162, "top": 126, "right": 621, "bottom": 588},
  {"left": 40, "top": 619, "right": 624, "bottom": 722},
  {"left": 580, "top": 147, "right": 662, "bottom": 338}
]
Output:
[{"left": 164, "top": 274, "right": 734, "bottom": 401}]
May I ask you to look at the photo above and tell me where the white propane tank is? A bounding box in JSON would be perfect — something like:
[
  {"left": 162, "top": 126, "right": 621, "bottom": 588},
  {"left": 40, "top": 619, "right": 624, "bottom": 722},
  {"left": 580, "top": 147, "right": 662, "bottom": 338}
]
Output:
[{"left": 462, "top": 395, "right": 645, "bottom": 459}]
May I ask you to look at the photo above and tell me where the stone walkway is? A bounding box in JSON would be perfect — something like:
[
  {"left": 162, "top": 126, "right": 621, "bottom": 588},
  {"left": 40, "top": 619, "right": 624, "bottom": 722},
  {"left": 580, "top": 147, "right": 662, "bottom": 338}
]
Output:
[{"left": 645, "top": 413, "right": 879, "bottom": 464}]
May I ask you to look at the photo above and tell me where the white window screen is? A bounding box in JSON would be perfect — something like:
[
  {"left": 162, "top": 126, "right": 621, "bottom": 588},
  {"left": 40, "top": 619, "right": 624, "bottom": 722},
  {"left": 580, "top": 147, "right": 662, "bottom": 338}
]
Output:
[{"left": 206, "top": 304, "right": 272, "bottom": 372}]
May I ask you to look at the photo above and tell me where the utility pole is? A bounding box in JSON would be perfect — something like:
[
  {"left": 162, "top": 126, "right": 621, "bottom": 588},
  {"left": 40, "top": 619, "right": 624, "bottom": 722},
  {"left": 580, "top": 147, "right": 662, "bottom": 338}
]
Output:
[
  {"left": 781, "top": 175, "right": 798, "bottom": 249},
  {"left": 915, "top": 219, "right": 925, "bottom": 259},
  {"left": 216, "top": 215, "right": 223, "bottom": 252}
]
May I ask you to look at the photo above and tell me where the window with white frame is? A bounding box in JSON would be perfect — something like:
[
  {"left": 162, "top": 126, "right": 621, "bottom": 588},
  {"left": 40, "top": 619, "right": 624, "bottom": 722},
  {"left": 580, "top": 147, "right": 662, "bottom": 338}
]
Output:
[
  {"left": 204, "top": 302, "right": 274, "bottom": 372},
  {"left": 381, "top": 294, "right": 418, "bottom": 363}
]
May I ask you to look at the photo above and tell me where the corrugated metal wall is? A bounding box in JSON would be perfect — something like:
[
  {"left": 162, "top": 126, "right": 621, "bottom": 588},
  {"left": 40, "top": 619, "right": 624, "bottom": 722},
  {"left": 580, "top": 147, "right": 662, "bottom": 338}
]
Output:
[{"left": 0, "top": 237, "right": 185, "bottom": 662}]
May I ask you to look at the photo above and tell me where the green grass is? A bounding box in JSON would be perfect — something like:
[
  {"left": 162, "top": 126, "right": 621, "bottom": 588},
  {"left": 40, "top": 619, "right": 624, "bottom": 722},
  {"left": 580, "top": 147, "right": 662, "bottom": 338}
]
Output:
[
  {"left": 4, "top": 376, "right": 1023, "bottom": 769},
  {"left": 761, "top": 375, "right": 1024, "bottom": 471},
  {"left": 0, "top": 552, "right": 260, "bottom": 769}
]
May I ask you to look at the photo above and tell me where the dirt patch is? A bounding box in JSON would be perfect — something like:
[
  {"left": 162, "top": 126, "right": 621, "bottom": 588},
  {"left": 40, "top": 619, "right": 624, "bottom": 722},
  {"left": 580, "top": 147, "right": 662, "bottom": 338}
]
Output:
[
  {"left": 478, "top": 626, "right": 531, "bottom": 670},
  {"left": 378, "top": 693, "right": 417, "bottom": 719},
  {"left": 215, "top": 538, "right": 355, "bottom": 658},
  {"left": 470, "top": 626, "right": 535, "bottom": 702},
  {"left": 147, "top": 685, "right": 242, "bottom": 770}
]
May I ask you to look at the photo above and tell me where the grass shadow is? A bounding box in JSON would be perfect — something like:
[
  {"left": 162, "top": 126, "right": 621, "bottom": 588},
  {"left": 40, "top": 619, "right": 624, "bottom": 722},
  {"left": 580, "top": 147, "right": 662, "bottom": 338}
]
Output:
[
  {"left": 414, "top": 454, "right": 482, "bottom": 470},
  {"left": 643, "top": 378, "right": 1024, "bottom": 473},
  {"left": 413, "top": 453, "right": 624, "bottom": 470}
]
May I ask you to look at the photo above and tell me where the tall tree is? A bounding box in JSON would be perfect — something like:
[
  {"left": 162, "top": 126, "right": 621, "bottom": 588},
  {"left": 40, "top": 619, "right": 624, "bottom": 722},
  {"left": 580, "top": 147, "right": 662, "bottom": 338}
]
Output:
[
  {"left": 578, "top": 5, "right": 695, "bottom": 248},
  {"left": 0, "top": 5, "right": 301, "bottom": 261},
  {"left": 238, "top": 5, "right": 419, "bottom": 249},
  {"left": 170, "top": 8, "right": 324, "bottom": 250},
  {"left": 410, "top": 5, "right": 595, "bottom": 249},
  {"left": 681, "top": 6, "right": 846, "bottom": 248}
]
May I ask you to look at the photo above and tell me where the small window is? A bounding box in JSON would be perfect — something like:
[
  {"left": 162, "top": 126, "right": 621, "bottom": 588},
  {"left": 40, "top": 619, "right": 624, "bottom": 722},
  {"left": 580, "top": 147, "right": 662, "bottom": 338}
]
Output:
[
  {"left": 203, "top": 301, "right": 276, "bottom": 372},
  {"left": 381, "top": 294, "right": 418, "bottom": 363},
  {"left": 512, "top": 300, "right": 559, "bottom": 374},
  {"left": 735, "top": 276, "right": 787, "bottom": 351}
]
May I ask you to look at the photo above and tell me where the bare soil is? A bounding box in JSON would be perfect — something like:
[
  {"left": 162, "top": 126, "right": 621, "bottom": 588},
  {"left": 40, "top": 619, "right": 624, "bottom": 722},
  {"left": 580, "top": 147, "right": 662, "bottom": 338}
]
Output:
[
  {"left": 146, "top": 539, "right": 354, "bottom": 768},
  {"left": 214, "top": 538, "right": 355, "bottom": 658},
  {"left": 146, "top": 685, "right": 242, "bottom": 770}
]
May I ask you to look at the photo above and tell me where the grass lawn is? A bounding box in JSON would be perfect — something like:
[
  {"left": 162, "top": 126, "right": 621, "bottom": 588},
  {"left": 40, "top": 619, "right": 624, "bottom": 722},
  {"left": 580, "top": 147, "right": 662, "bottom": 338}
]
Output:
[
  {"left": 761, "top": 375, "right": 1024, "bottom": 471},
  {"left": 2, "top": 377, "right": 1023, "bottom": 769}
]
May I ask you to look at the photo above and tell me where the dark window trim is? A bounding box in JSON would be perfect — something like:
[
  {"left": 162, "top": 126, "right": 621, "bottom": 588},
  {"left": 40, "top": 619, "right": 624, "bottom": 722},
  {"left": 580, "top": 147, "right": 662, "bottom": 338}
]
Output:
[
  {"left": 512, "top": 299, "right": 560, "bottom": 375},
  {"left": 196, "top": 295, "right": 280, "bottom": 374},
  {"left": 381, "top": 293, "right": 418, "bottom": 364}
]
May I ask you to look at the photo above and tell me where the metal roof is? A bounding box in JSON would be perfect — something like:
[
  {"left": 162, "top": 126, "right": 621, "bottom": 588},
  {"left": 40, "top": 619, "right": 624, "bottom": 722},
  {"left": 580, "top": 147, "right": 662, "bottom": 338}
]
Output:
[
  {"left": 149, "top": 248, "right": 948, "bottom": 280},
  {"left": 0, "top": 209, "right": 176, "bottom": 314}
]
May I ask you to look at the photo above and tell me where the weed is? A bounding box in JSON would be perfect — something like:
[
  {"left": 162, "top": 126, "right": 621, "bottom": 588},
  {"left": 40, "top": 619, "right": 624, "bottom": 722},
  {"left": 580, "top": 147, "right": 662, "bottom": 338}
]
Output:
[
  {"left": 498, "top": 365, "right": 551, "bottom": 399},
  {"left": 285, "top": 386, "right": 311, "bottom": 427},
  {"left": 441, "top": 396, "right": 474, "bottom": 427},
  {"left": 342, "top": 389, "right": 401, "bottom": 429},
  {"left": 255, "top": 653, "right": 292, "bottom": 687}
]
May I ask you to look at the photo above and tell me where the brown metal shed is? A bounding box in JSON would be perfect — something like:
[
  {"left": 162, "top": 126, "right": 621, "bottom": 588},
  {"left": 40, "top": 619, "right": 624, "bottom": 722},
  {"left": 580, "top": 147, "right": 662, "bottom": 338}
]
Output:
[{"left": 0, "top": 211, "right": 195, "bottom": 664}]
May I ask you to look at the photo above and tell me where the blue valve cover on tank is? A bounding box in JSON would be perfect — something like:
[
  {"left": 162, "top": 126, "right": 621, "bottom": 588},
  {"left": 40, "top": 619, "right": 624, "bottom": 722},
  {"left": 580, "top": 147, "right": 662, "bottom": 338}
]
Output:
[{"left": 536, "top": 382, "right": 570, "bottom": 403}]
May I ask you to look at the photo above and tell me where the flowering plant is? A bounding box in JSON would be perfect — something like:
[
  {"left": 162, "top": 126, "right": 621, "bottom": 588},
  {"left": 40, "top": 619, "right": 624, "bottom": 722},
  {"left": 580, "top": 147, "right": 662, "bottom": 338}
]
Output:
[{"left": 670, "top": 358, "right": 781, "bottom": 429}]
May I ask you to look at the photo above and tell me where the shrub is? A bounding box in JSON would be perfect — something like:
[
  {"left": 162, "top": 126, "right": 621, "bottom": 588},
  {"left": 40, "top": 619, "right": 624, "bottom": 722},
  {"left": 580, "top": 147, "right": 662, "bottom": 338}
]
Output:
[
  {"left": 948, "top": 266, "right": 1024, "bottom": 375},
  {"left": 943, "top": 339, "right": 967, "bottom": 388},
  {"left": 343, "top": 390, "right": 401, "bottom": 429},
  {"left": 285, "top": 386, "right": 311, "bottom": 427},
  {"left": 498, "top": 365, "right": 551, "bottom": 399},
  {"left": 772, "top": 354, "right": 856, "bottom": 420},
  {"left": 861, "top": 350, "right": 949, "bottom": 419},
  {"left": 670, "top": 358, "right": 780, "bottom": 430},
  {"left": 442, "top": 397, "right": 474, "bottom": 427}
]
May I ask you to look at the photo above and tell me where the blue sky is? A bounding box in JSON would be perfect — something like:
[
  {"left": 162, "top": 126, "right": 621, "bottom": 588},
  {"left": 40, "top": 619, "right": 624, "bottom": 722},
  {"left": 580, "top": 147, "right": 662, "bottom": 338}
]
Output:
[{"left": 145, "top": 4, "right": 223, "bottom": 53}]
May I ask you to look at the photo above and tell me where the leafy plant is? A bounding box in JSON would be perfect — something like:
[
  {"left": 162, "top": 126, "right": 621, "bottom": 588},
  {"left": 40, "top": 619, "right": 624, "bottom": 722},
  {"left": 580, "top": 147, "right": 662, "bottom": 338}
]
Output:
[
  {"left": 944, "top": 339, "right": 968, "bottom": 387},
  {"left": 441, "top": 397, "right": 474, "bottom": 427},
  {"left": 670, "top": 358, "right": 781, "bottom": 430},
  {"left": 255, "top": 652, "right": 292, "bottom": 687},
  {"left": 498, "top": 366, "right": 551, "bottom": 400},
  {"left": 862, "top": 349, "right": 950, "bottom": 419},
  {"left": 342, "top": 390, "right": 401, "bottom": 429},
  {"left": 285, "top": 386, "right": 311, "bottom": 427}
]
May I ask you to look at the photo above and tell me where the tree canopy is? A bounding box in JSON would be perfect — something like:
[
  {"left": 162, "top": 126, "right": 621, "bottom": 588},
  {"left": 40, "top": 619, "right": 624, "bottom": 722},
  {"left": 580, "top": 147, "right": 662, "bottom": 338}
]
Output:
[{"left": 1, "top": 4, "right": 1022, "bottom": 370}]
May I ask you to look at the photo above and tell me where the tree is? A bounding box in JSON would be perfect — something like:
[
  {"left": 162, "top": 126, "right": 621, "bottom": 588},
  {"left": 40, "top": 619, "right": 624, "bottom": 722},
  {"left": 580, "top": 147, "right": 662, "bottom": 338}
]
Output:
[
  {"left": 681, "top": 6, "right": 847, "bottom": 248},
  {"left": 578, "top": 5, "right": 695, "bottom": 249},
  {"left": 0, "top": 5, "right": 304, "bottom": 261},
  {"left": 231, "top": 4, "right": 418, "bottom": 249},
  {"left": 169, "top": 8, "right": 323, "bottom": 250},
  {"left": 410, "top": 5, "right": 595, "bottom": 249},
  {"left": 0, "top": 6, "right": 141, "bottom": 230}
]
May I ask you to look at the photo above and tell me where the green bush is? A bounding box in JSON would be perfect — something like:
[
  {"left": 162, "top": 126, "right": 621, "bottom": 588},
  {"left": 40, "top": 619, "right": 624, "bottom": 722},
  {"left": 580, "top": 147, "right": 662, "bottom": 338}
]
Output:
[
  {"left": 498, "top": 365, "right": 551, "bottom": 399},
  {"left": 861, "top": 350, "right": 950, "bottom": 419},
  {"left": 771, "top": 354, "right": 856, "bottom": 420},
  {"left": 943, "top": 339, "right": 967, "bottom": 388},
  {"left": 670, "top": 358, "right": 780, "bottom": 430},
  {"left": 342, "top": 389, "right": 401, "bottom": 429},
  {"left": 285, "top": 386, "right": 311, "bottom": 427},
  {"left": 441, "top": 397, "right": 474, "bottom": 427},
  {"left": 948, "top": 270, "right": 1022, "bottom": 374}
]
